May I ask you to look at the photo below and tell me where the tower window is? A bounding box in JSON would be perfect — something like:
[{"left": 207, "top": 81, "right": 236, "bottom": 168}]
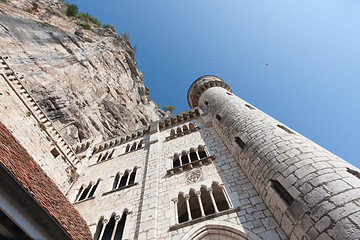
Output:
[
  {"left": 204, "top": 101, "right": 209, "bottom": 105},
  {"left": 271, "top": 180, "right": 294, "bottom": 207},
  {"left": 277, "top": 125, "right": 295, "bottom": 134},
  {"left": 245, "top": 104, "right": 255, "bottom": 110},
  {"left": 347, "top": 168, "right": 360, "bottom": 179},
  {"left": 234, "top": 137, "right": 245, "bottom": 149},
  {"left": 215, "top": 115, "right": 221, "bottom": 121}
]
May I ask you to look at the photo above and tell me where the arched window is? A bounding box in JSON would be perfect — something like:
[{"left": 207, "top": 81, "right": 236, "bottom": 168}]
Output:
[
  {"left": 200, "top": 186, "right": 215, "bottom": 215},
  {"left": 212, "top": 183, "right": 230, "bottom": 211},
  {"left": 189, "top": 189, "right": 201, "bottom": 220},
  {"left": 113, "top": 173, "right": 120, "bottom": 190},
  {"left": 170, "top": 129, "right": 175, "bottom": 137},
  {"left": 183, "top": 124, "right": 189, "bottom": 131},
  {"left": 181, "top": 154, "right": 189, "bottom": 165},
  {"left": 173, "top": 183, "right": 233, "bottom": 224},
  {"left": 95, "top": 211, "right": 128, "bottom": 240},
  {"left": 198, "top": 145, "right": 208, "bottom": 159},
  {"left": 176, "top": 126, "right": 182, "bottom": 134},
  {"left": 113, "top": 168, "right": 137, "bottom": 190},
  {"left": 168, "top": 146, "right": 213, "bottom": 175},
  {"left": 177, "top": 193, "right": 188, "bottom": 223},
  {"left": 137, "top": 140, "right": 142, "bottom": 149},
  {"left": 130, "top": 142, "right": 136, "bottom": 151},
  {"left": 97, "top": 150, "right": 115, "bottom": 163},
  {"left": 76, "top": 180, "right": 100, "bottom": 202},
  {"left": 128, "top": 167, "right": 137, "bottom": 185},
  {"left": 173, "top": 154, "right": 181, "bottom": 168},
  {"left": 189, "top": 149, "right": 199, "bottom": 162},
  {"left": 125, "top": 144, "right": 130, "bottom": 153},
  {"left": 118, "top": 171, "right": 129, "bottom": 188}
]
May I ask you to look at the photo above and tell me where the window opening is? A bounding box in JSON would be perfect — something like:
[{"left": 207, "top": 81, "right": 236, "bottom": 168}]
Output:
[
  {"left": 102, "top": 215, "right": 116, "bottom": 240},
  {"left": 128, "top": 168, "right": 137, "bottom": 185},
  {"left": 88, "top": 181, "right": 99, "bottom": 198},
  {"left": 177, "top": 194, "right": 188, "bottom": 223},
  {"left": 198, "top": 150, "right": 207, "bottom": 159},
  {"left": 114, "top": 212, "right": 127, "bottom": 240},
  {"left": 347, "top": 168, "right": 360, "bottom": 179},
  {"left": 271, "top": 180, "right": 294, "bottom": 206},
  {"left": 181, "top": 155, "right": 189, "bottom": 165},
  {"left": 78, "top": 184, "right": 91, "bottom": 201},
  {"left": 189, "top": 152, "right": 198, "bottom": 162},
  {"left": 50, "top": 148, "right": 60, "bottom": 158},
  {"left": 118, "top": 171, "right": 129, "bottom": 188},
  {"left": 173, "top": 157, "right": 181, "bottom": 168},
  {"left": 212, "top": 183, "right": 229, "bottom": 211},
  {"left": 245, "top": 104, "right": 255, "bottom": 110},
  {"left": 215, "top": 115, "right": 221, "bottom": 121},
  {"left": 189, "top": 190, "right": 202, "bottom": 220},
  {"left": 277, "top": 124, "right": 295, "bottom": 134},
  {"left": 201, "top": 187, "right": 215, "bottom": 215},
  {"left": 235, "top": 137, "right": 245, "bottom": 149}
]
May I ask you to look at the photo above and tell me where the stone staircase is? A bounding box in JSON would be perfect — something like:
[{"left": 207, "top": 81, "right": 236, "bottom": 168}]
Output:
[{"left": 0, "top": 56, "right": 80, "bottom": 168}]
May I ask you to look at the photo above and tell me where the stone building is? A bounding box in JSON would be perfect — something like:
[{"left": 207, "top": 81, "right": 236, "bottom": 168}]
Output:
[{"left": 1, "top": 55, "right": 360, "bottom": 240}]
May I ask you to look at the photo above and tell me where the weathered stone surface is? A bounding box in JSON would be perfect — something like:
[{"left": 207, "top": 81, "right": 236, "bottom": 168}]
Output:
[{"left": 0, "top": 0, "right": 164, "bottom": 145}]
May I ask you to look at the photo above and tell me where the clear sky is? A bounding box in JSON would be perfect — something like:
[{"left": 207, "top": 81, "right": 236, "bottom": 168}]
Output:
[{"left": 71, "top": 0, "right": 360, "bottom": 168}]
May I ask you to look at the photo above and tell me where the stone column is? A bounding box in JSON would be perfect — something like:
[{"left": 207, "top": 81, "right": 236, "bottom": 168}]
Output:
[
  {"left": 98, "top": 219, "right": 108, "bottom": 240},
  {"left": 207, "top": 187, "right": 219, "bottom": 213},
  {"left": 195, "top": 191, "right": 205, "bottom": 217},
  {"left": 172, "top": 198, "right": 179, "bottom": 224},
  {"left": 110, "top": 215, "right": 121, "bottom": 240},
  {"left": 184, "top": 194, "right": 192, "bottom": 220}
]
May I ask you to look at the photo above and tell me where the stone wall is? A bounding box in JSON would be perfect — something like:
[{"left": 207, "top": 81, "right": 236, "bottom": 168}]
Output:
[
  {"left": 69, "top": 108, "right": 287, "bottom": 239},
  {"left": 190, "top": 75, "right": 360, "bottom": 240},
  {"left": 0, "top": 73, "right": 73, "bottom": 192}
]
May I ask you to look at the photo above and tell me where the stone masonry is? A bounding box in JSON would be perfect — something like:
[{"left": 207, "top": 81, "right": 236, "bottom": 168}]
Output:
[
  {"left": 66, "top": 76, "right": 360, "bottom": 239},
  {"left": 2, "top": 66, "right": 360, "bottom": 239}
]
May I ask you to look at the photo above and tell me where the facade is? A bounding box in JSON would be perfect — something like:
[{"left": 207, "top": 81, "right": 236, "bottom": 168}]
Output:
[{"left": 1, "top": 56, "right": 360, "bottom": 240}]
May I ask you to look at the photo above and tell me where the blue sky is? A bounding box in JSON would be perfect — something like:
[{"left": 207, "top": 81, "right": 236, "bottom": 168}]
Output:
[{"left": 72, "top": 0, "right": 360, "bottom": 168}]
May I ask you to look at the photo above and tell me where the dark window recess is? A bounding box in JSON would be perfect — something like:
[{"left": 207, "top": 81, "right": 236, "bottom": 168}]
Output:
[
  {"left": 277, "top": 125, "right": 295, "bottom": 134},
  {"left": 78, "top": 185, "right": 90, "bottom": 201},
  {"left": 50, "top": 148, "right": 60, "bottom": 158},
  {"left": 245, "top": 104, "right": 255, "bottom": 110},
  {"left": 173, "top": 158, "right": 181, "bottom": 168},
  {"left": 271, "top": 180, "right": 294, "bottom": 206},
  {"left": 190, "top": 152, "right": 198, "bottom": 162},
  {"left": 204, "top": 101, "right": 209, "bottom": 105},
  {"left": 88, "top": 182, "right": 99, "bottom": 198},
  {"left": 215, "top": 115, "right": 221, "bottom": 121},
  {"left": 128, "top": 169, "right": 137, "bottom": 185},
  {"left": 235, "top": 137, "right": 245, "bottom": 149},
  {"left": 118, "top": 173, "right": 128, "bottom": 188},
  {"left": 198, "top": 150, "right": 207, "bottom": 159},
  {"left": 347, "top": 168, "right": 360, "bottom": 179},
  {"left": 181, "top": 155, "right": 189, "bottom": 165},
  {"left": 226, "top": 92, "right": 232, "bottom": 95}
]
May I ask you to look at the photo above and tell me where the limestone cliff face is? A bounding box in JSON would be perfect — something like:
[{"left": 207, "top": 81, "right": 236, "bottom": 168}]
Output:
[{"left": 0, "top": 0, "right": 164, "bottom": 145}]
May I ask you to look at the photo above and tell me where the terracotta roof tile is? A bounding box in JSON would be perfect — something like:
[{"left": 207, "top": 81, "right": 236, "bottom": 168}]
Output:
[{"left": 0, "top": 122, "right": 92, "bottom": 240}]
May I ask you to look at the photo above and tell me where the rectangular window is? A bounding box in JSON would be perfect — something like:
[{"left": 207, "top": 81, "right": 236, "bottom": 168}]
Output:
[
  {"left": 235, "top": 137, "right": 245, "bottom": 149},
  {"left": 271, "top": 180, "right": 294, "bottom": 206}
]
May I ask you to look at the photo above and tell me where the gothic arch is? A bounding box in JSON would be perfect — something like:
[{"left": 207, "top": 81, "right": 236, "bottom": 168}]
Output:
[{"left": 181, "top": 221, "right": 256, "bottom": 240}]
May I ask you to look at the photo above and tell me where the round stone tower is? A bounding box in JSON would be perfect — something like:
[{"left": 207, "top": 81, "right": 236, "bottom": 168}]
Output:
[{"left": 188, "top": 75, "right": 360, "bottom": 239}]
